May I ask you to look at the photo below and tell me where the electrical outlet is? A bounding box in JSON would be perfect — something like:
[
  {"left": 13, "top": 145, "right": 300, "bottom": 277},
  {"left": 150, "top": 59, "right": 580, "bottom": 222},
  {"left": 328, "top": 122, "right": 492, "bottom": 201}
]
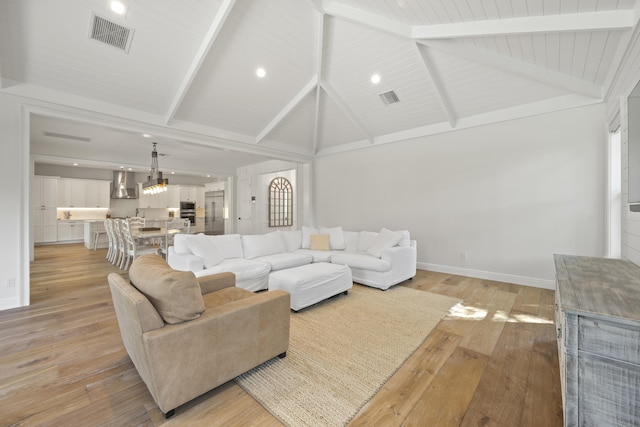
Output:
[
  {"left": 6, "top": 276, "right": 15, "bottom": 287},
  {"left": 461, "top": 252, "right": 468, "bottom": 261}
]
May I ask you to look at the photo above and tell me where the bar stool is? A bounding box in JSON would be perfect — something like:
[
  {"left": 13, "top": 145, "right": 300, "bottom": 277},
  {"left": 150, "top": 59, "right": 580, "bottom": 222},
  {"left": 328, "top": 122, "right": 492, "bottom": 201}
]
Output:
[{"left": 93, "top": 229, "right": 107, "bottom": 250}]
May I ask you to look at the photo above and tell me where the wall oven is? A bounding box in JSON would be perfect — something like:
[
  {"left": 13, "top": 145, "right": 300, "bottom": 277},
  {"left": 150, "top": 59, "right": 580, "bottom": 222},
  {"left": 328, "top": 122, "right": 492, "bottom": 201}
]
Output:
[{"left": 180, "top": 201, "right": 196, "bottom": 225}]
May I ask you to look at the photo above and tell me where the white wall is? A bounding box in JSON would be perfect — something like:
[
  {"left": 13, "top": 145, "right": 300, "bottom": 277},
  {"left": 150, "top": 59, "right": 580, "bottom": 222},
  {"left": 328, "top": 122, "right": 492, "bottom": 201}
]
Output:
[
  {"left": 313, "top": 104, "right": 608, "bottom": 288},
  {"left": 0, "top": 93, "right": 27, "bottom": 309}
]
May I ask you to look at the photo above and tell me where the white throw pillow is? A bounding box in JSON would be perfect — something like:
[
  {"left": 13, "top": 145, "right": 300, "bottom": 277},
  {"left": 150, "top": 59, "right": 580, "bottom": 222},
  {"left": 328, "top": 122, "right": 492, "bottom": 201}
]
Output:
[
  {"left": 319, "top": 226, "right": 346, "bottom": 250},
  {"left": 343, "top": 231, "right": 360, "bottom": 253},
  {"left": 173, "top": 233, "right": 192, "bottom": 254},
  {"left": 210, "top": 234, "right": 243, "bottom": 259},
  {"left": 301, "top": 226, "right": 318, "bottom": 249},
  {"left": 357, "top": 231, "right": 379, "bottom": 252},
  {"left": 365, "top": 228, "right": 403, "bottom": 258},
  {"left": 242, "top": 232, "right": 286, "bottom": 259},
  {"left": 279, "top": 230, "right": 302, "bottom": 252},
  {"left": 186, "top": 234, "right": 224, "bottom": 268},
  {"left": 398, "top": 230, "right": 411, "bottom": 247}
]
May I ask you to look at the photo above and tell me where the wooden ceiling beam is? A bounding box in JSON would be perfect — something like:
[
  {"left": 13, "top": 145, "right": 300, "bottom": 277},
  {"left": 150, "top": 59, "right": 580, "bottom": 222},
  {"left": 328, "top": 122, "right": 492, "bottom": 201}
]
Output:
[
  {"left": 256, "top": 76, "right": 318, "bottom": 144},
  {"left": 413, "top": 43, "right": 457, "bottom": 128},
  {"left": 163, "top": 0, "right": 237, "bottom": 125},
  {"left": 412, "top": 10, "right": 634, "bottom": 39},
  {"left": 419, "top": 39, "right": 603, "bottom": 99},
  {"left": 320, "top": 81, "right": 374, "bottom": 144}
]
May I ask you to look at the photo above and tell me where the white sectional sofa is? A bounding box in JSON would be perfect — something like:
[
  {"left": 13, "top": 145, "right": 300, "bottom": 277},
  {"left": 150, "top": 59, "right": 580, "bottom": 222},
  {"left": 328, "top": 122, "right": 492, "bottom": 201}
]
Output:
[{"left": 167, "top": 226, "right": 417, "bottom": 291}]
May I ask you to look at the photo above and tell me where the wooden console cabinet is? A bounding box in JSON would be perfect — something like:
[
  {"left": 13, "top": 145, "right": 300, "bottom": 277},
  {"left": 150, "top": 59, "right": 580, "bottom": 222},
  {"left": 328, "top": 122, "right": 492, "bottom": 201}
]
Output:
[{"left": 554, "top": 254, "right": 640, "bottom": 427}]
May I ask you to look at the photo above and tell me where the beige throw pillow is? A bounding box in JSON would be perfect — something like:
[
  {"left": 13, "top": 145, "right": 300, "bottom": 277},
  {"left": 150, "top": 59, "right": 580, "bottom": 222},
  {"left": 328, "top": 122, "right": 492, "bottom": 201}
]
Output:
[
  {"left": 310, "top": 234, "right": 330, "bottom": 251},
  {"left": 129, "top": 254, "right": 205, "bottom": 324}
]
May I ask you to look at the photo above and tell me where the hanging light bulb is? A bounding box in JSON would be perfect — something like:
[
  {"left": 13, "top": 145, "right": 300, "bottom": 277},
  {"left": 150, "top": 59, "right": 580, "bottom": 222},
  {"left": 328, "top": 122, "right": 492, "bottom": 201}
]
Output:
[{"left": 142, "top": 142, "right": 169, "bottom": 195}]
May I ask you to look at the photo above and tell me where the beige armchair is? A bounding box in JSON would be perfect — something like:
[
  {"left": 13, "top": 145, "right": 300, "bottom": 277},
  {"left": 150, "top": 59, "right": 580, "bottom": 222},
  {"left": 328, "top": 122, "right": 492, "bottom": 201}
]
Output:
[{"left": 107, "top": 254, "right": 290, "bottom": 418}]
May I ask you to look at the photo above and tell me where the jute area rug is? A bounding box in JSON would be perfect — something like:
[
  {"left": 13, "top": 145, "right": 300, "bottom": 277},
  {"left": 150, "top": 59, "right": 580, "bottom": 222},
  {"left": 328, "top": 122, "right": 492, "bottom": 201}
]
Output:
[{"left": 235, "top": 284, "right": 460, "bottom": 427}]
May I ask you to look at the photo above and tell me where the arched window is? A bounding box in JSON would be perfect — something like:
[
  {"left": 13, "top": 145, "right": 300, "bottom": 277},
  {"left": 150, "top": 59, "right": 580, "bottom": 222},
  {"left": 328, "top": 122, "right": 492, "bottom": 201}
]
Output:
[{"left": 269, "top": 177, "right": 293, "bottom": 227}]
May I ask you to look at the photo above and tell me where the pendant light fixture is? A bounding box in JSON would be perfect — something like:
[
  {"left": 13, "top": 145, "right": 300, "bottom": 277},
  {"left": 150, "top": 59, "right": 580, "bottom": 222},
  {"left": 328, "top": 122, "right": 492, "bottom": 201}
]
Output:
[{"left": 142, "top": 142, "right": 168, "bottom": 195}]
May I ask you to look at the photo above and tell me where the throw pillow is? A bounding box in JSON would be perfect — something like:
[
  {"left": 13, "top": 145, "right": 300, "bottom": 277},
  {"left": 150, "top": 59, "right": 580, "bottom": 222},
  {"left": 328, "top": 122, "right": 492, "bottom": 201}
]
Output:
[
  {"left": 242, "top": 232, "right": 286, "bottom": 259},
  {"left": 129, "top": 254, "right": 205, "bottom": 324},
  {"left": 186, "top": 234, "right": 224, "bottom": 268},
  {"left": 366, "top": 228, "right": 403, "bottom": 258},
  {"left": 319, "top": 226, "right": 346, "bottom": 250},
  {"left": 302, "top": 226, "right": 318, "bottom": 249},
  {"left": 310, "top": 234, "right": 331, "bottom": 251}
]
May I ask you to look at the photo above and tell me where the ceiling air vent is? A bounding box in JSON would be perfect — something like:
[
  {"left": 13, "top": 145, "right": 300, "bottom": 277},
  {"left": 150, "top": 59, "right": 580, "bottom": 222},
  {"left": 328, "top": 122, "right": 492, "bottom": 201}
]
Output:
[
  {"left": 378, "top": 90, "right": 400, "bottom": 106},
  {"left": 43, "top": 131, "right": 91, "bottom": 142},
  {"left": 89, "top": 14, "right": 134, "bottom": 53}
]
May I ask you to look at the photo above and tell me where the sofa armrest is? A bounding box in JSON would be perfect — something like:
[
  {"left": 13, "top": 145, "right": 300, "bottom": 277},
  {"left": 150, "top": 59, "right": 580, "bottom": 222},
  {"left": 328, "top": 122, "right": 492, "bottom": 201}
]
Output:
[
  {"left": 197, "top": 272, "right": 236, "bottom": 294},
  {"left": 141, "top": 290, "right": 290, "bottom": 412},
  {"left": 167, "top": 246, "right": 203, "bottom": 272},
  {"left": 381, "top": 242, "right": 417, "bottom": 274}
]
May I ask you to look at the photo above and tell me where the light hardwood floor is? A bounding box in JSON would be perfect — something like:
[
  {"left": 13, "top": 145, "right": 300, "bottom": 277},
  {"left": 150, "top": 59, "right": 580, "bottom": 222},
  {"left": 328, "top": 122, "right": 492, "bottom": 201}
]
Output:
[{"left": 1, "top": 243, "right": 563, "bottom": 426}]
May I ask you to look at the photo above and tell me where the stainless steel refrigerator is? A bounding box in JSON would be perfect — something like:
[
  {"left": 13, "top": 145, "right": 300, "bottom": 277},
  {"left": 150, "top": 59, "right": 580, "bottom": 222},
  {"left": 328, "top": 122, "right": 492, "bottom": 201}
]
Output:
[{"left": 204, "top": 191, "right": 225, "bottom": 235}]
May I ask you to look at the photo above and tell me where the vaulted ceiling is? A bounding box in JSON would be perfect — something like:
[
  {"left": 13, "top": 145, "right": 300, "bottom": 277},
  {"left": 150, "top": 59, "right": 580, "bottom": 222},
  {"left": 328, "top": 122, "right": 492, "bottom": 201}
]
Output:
[{"left": 1, "top": 0, "right": 638, "bottom": 177}]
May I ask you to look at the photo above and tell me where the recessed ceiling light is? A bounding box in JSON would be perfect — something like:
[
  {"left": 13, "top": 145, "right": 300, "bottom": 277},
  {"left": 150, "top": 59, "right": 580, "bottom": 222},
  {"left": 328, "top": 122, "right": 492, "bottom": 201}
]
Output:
[
  {"left": 206, "top": 174, "right": 211, "bottom": 178},
  {"left": 142, "top": 133, "right": 152, "bottom": 138},
  {"left": 73, "top": 163, "right": 79, "bottom": 166},
  {"left": 127, "top": 167, "right": 133, "bottom": 171},
  {"left": 110, "top": 1, "right": 127, "bottom": 15},
  {"left": 256, "top": 67, "right": 266, "bottom": 78},
  {"left": 371, "top": 74, "right": 381, "bottom": 84}
]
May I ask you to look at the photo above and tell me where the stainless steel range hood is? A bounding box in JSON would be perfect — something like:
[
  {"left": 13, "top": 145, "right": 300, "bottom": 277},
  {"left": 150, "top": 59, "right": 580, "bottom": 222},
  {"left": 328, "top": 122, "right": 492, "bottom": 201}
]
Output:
[{"left": 111, "top": 170, "right": 138, "bottom": 199}]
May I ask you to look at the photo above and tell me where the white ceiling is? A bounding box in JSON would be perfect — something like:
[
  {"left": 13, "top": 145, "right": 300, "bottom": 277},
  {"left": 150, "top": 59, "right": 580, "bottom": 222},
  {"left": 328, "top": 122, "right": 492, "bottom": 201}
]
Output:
[{"left": 1, "top": 0, "right": 638, "bottom": 177}]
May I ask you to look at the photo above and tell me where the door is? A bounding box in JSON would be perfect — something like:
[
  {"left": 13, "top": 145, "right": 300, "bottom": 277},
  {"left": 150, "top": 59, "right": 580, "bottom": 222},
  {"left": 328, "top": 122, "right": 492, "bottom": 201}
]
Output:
[{"left": 237, "top": 178, "right": 252, "bottom": 235}]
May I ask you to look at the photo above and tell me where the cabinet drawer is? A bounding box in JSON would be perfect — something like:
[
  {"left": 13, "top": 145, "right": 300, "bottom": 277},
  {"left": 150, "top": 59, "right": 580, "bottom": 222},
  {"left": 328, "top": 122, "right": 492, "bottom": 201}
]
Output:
[{"left": 579, "top": 317, "right": 640, "bottom": 364}]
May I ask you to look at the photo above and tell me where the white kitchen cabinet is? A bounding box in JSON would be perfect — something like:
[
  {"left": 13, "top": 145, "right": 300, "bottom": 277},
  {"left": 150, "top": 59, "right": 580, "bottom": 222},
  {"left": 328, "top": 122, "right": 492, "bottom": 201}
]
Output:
[
  {"left": 167, "top": 185, "right": 180, "bottom": 208},
  {"left": 196, "top": 187, "right": 205, "bottom": 209},
  {"left": 180, "top": 186, "right": 197, "bottom": 202},
  {"left": 84, "top": 180, "right": 111, "bottom": 208},
  {"left": 33, "top": 176, "right": 58, "bottom": 243},
  {"left": 57, "top": 221, "right": 84, "bottom": 242},
  {"left": 58, "top": 178, "right": 85, "bottom": 207},
  {"left": 58, "top": 178, "right": 110, "bottom": 208},
  {"left": 33, "top": 176, "right": 58, "bottom": 208},
  {"left": 33, "top": 208, "right": 58, "bottom": 243}
]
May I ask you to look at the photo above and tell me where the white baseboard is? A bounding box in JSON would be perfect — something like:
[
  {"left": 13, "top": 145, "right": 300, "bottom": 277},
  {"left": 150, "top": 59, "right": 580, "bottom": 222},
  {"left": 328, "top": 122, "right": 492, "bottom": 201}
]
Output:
[
  {"left": 0, "top": 297, "right": 21, "bottom": 311},
  {"left": 417, "top": 262, "right": 555, "bottom": 290}
]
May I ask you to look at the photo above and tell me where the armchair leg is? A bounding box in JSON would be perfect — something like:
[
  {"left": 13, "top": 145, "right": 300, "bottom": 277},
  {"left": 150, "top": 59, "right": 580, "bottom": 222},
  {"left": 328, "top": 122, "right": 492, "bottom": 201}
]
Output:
[
  {"left": 277, "top": 352, "right": 287, "bottom": 359},
  {"left": 165, "top": 409, "right": 175, "bottom": 419}
]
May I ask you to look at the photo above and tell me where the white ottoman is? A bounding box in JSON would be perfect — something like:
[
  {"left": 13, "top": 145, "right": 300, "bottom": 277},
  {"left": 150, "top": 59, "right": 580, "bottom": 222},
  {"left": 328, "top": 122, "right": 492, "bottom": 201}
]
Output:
[{"left": 268, "top": 262, "right": 353, "bottom": 311}]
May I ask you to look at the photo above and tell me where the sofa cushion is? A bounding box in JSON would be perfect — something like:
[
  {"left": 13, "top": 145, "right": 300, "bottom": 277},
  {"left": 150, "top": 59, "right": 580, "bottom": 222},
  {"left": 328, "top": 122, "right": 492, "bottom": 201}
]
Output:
[
  {"left": 396, "top": 230, "right": 411, "bottom": 247},
  {"left": 310, "top": 234, "right": 330, "bottom": 251},
  {"left": 343, "top": 231, "right": 360, "bottom": 253},
  {"left": 129, "top": 254, "right": 205, "bottom": 324},
  {"left": 357, "top": 230, "right": 379, "bottom": 252},
  {"left": 186, "top": 233, "right": 224, "bottom": 268},
  {"left": 366, "top": 228, "right": 404, "bottom": 258},
  {"left": 331, "top": 252, "right": 392, "bottom": 272},
  {"left": 195, "top": 258, "right": 271, "bottom": 282},
  {"left": 301, "top": 226, "right": 318, "bottom": 249},
  {"left": 210, "top": 234, "right": 244, "bottom": 259},
  {"left": 242, "top": 232, "right": 286, "bottom": 259},
  {"left": 319, "top": 226, "right": 346, "bottom": 250},
  {"left": 294, "top": 249, "right": 334, "bottom": 263},
  {"left": 279, "top": 230, "right": 302, "bottom": 252},
  {"left": 173, "top": 233, "right": 192, "bottom": 255},
  {"left": 257, "top": 252, "right": 313, "bottom": 271}
]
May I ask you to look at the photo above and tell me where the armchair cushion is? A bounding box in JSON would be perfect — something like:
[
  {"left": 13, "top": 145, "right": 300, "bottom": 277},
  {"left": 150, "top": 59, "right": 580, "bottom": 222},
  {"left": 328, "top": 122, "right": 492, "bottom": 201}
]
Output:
[{"left": 129, "top": 254, "right": 205, "bottom": 324}]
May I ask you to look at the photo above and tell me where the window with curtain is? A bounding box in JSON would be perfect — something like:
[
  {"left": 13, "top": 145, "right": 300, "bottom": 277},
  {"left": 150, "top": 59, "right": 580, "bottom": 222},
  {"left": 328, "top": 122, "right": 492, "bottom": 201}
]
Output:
[{"left": 268, "top": 177, "right": 293, "bottom": 227}]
